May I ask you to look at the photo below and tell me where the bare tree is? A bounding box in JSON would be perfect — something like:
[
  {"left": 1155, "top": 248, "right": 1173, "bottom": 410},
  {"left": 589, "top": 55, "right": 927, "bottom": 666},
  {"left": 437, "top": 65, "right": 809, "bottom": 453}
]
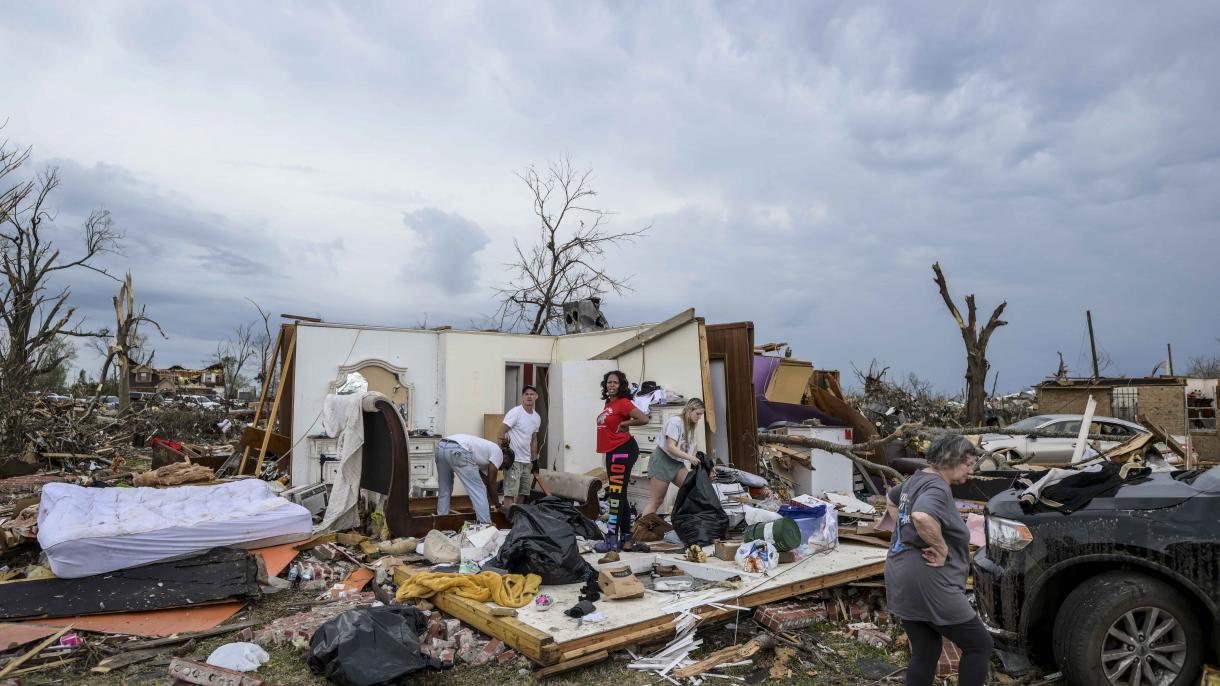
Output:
[
  {"left": 932, "top": 262, "right": 1008, "bottom": 426},
  {"left": 87, "top": 273, "right": 165, "bottom": 415},
  {"left": 213, "top": 321, "right": 257, "bottom": 401},
  {"left": 1185, "top": 339, "right": 1220, "bottom": 378},
  {"left": 1, "top": 147, "right": 121, "bottom": 393},
  {"left": 493, "top": 157, "right": 649, "bottom": 334},
  {"left": 246, "top": 298, "right": 273, "bottom": 385}
]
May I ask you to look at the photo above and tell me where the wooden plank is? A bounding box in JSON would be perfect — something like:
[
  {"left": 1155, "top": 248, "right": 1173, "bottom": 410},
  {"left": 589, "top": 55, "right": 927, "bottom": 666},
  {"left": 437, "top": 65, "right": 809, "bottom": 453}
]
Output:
[
  {"left": 239, "top": 427, "right": 291, "bottom": 459},
  {"left": 430, "top": 591, "right": 558, "bottom": 665},
  {"left": 698, "top": 320, "right": 716, "bottom": 434},
  {"left": 534, "top": 650, "right": 608, "bottom": 680},
  {"left": 0, "top": 548, "right": 260, "bottom": 621},
  {"left": 109, "top": 619, "right": 261, "bottom": 652},
  {"left": 91, "top": 646, "right": 173, "bottom": 673},
  {"left": 0, "top": 625, "right": 72, "bottom": 677},
  {"left": 591, "top": 309, "right": 695, "bottom": 360}
]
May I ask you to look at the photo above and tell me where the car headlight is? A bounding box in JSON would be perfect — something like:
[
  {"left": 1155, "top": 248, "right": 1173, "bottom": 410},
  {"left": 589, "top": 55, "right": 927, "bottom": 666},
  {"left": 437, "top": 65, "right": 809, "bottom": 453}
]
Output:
[{"left": 986, "top": 516, "right": 1033, "bottom": 551}]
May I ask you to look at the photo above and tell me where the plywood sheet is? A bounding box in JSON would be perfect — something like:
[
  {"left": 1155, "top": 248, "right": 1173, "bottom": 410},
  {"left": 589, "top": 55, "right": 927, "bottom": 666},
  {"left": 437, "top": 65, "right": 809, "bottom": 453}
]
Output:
[
  {"left": 764, "top": 359, "right": 814, "bottom": 403},
  {"left": 0, "top": 623, "right": 60, "bottom": 651},
  {"left": 514, "top": 544, "right": 886, "bottom": 645}
]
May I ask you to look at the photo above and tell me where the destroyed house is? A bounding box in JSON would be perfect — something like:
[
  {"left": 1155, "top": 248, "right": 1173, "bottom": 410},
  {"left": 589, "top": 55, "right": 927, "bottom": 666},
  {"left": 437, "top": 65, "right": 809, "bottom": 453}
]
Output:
[
  {"left": 1034, "top": 375, "right": 1220, "bottom": 459},
  {"left": 129, "top": 363, "right": 226, "bottom": 397},
  {"left": 280, "top": 310, "right": 759, "bottom": 513}
]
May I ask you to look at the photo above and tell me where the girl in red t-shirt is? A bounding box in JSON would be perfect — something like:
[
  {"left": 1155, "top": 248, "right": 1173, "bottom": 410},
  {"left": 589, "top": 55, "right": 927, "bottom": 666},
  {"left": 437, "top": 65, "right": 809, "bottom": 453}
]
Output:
[{"left": 595, "top": 370, "right": 649, "bottom": 554}]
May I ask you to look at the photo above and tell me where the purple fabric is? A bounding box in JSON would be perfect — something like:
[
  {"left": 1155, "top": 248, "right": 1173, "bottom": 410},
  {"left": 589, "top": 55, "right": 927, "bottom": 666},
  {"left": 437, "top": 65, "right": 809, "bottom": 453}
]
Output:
[
  {"left": 752, "top": 356, "right": 781, "bottom": 395},
  {"left": 752, "top": 354, "right": 849, "bottom": 429},
  {"left": 757, "top": 399, "right": 849, "bottom": 430}
]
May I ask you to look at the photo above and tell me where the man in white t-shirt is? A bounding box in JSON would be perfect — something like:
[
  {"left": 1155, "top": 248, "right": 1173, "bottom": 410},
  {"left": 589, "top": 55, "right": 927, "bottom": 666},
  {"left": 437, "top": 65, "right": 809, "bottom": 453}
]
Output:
[{"left": 497, "top": 385, "right": 541, "bottom": 510}]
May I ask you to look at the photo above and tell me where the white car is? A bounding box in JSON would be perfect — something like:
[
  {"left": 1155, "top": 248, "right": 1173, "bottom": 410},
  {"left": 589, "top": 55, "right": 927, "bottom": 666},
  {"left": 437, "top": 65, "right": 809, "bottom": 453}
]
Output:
[
  {"left": 184, "top": 395, "right": 222, "bottom": 411},
  {"left": 979, "top": 414, "right": 1185, "bottom": 465}
]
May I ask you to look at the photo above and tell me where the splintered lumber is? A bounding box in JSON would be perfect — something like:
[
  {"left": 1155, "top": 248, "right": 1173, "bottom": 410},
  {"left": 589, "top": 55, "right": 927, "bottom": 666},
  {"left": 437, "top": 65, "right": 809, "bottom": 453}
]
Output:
[
  {"left": 168, "top": 657, "right": 266, "bottom": 686},
  {"left": 673, "top": 635, "right": 773, "bottom": 678},
  {"left": 534, "top": 650, "right": 610, "bottom": 680},
  {"left": 91, "top": 646, "right": 175, "bottom": 673},
  {"left": 0, "top": 625, "right": 73, "bottom": 677},
  {"left": 109, "top": 619, "right": 261, "bottom": 652},
  {"left": 0, "top": 548, "right": 260, "bottom": 621}
]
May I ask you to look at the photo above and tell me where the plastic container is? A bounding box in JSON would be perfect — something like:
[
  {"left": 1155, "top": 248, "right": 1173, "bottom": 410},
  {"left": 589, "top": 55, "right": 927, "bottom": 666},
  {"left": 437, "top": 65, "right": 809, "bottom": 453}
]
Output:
[
  {"left": 779, "top": 503, "right": 830, "bottom": 550},
  {"left": 743, "top": 518, "right": 802, "bottom": 552}
]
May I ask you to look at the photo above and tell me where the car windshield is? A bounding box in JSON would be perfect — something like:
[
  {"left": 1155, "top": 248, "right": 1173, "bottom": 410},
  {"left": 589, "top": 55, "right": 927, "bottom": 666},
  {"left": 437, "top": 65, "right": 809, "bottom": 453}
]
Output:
[
  {"left": 1006, "top": 416, "right": 1051, "bottom": 431},
  {"left": 1194, "top": 465, "right": 1220, "bottom": 493}
]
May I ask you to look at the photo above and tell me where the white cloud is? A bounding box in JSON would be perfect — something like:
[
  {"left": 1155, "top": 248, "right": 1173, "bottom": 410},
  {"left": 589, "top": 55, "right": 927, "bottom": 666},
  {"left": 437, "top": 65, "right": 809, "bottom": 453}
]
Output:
[{"left": 1, "top": 1, "right": 1217, "bottom": 391}]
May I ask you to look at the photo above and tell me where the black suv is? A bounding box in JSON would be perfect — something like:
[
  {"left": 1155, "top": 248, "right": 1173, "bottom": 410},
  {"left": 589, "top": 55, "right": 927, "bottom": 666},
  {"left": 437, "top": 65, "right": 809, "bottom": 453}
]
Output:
[{"left": 973, "top": 465, "right": 1220, "bottom": 686}]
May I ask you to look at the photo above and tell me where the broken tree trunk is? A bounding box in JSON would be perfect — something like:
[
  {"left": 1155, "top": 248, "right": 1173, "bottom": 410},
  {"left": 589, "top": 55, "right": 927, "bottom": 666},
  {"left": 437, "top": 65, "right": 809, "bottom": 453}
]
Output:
[{"left": 932, "top": 262, "right": 1007, "bottom": 426}]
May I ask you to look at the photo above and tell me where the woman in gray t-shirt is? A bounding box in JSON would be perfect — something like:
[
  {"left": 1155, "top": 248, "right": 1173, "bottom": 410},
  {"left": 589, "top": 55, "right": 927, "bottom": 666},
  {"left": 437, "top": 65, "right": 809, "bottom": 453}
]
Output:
[{"left": 884, "top": 434, "right": 992, "bottom": 686}]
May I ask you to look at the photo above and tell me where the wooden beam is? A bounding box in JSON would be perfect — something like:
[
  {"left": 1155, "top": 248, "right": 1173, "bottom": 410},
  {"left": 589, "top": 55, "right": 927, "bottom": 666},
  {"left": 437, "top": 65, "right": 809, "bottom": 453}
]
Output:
[
  {"left": 533, "top": 650, "right": 609, "bottom": 680},
  {"left": 0, "top": 625, "right": 73, "bottom": 677},
  {"left": 591, "top": 309, "right": 695, "bottom": 360},
  {"left": 430, "top": 591, "right": 558, "bottom": 665},
  {"left": 698, "top": 320, "right": 716, "bottom": 434}
]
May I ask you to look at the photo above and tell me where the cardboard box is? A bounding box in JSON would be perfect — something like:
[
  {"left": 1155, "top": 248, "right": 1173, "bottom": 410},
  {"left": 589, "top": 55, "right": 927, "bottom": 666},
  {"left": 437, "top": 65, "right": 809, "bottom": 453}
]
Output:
[
  {"left": 713, "top": 540, "right": 742, "bottom": 561},
  {"left": 597, "top": 564, "right": 645, "bottom": 600}
]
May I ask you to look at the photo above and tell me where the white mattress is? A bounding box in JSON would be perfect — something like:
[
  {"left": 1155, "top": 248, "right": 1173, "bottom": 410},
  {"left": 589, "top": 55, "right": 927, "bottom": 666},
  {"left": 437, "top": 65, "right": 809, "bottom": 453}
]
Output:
[{"left": 37, "top": 480, "right": 312, "bottom": 578}]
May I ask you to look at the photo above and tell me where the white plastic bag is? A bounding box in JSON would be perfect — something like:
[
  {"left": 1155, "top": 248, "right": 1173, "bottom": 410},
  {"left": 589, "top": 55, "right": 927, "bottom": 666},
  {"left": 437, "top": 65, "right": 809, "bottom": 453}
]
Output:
[
  {"left": 734, "top": 539, "right": 778, "bottom": 573},
  {"left": 422, "top": 529, "right": 460, "bottom": 564},
  {"left": 206, "top": 642, "right": 270, "bottom": 672},
  {"left": 743, "top": 504, "right": 783, "bottom": 525}
]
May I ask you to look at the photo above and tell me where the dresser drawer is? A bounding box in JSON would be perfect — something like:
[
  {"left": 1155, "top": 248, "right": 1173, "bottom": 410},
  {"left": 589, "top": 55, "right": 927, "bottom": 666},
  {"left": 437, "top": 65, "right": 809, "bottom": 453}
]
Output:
[
  {"left": 409, "top": 458, "right": 433, "bottom": 480},
  {"left": 408, "top": 438, "right": 438, "bottom": 457}
]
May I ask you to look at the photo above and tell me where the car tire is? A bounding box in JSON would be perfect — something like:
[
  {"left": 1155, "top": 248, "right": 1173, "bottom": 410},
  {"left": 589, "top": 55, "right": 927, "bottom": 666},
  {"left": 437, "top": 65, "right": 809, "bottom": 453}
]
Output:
[{"left": 1052, "top": 572, "right": 1202, "bottom": 686}]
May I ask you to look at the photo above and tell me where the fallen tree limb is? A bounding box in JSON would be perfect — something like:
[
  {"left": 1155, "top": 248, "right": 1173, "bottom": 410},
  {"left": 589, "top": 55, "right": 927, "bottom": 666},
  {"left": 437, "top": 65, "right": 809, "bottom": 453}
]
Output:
[{"left": 758, "top": 426, "right": 914, "bottom": 482}]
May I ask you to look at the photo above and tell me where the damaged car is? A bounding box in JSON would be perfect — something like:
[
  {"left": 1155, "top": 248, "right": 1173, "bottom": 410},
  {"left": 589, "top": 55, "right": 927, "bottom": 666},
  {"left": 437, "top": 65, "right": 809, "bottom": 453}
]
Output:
[
  {"left": 979, "top": 414, "right": 1186, "bottom": 465},
  {"left": 973, "top": 464, "right": 1219, "bottom": 686}
]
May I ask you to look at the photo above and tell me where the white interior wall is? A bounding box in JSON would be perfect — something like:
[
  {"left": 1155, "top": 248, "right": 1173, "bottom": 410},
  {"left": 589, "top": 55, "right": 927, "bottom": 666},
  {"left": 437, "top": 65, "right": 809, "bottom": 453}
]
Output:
[
  {"left": 439, "top": 331, "right": 555, "bottom": 438},
  {"left": 291, "top": 323, "right": 441, "bottom": 485},
  {"left": 289, "top": 316, "right": 707, "bottom": 487}
]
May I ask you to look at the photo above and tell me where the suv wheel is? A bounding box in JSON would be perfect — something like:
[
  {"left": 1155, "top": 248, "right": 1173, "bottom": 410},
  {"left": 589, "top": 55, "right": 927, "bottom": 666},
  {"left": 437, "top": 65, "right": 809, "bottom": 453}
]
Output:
[{"left": 1052, "top": 572, "right": 1201, "bottom": 686}]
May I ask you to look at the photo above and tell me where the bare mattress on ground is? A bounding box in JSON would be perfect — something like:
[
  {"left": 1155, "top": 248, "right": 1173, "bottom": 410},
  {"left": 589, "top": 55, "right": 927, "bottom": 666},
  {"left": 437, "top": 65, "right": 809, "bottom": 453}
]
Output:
[{"left": 36, "top": 480, "right": 311, "bottom": 578}]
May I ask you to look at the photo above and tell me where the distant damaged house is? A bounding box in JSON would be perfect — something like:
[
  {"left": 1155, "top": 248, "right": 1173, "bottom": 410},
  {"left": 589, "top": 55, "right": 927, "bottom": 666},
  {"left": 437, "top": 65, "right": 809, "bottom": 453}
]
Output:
[
  {"left": 1035, "top": 375, "right": 1219, "bottom": 459},
  {"left": 130, "top": 363, "right": 226, "bottom": 397}
]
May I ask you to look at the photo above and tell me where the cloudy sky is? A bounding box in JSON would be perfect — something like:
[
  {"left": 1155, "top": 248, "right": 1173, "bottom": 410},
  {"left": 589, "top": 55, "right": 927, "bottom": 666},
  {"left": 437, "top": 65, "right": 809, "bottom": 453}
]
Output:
[{"left": 2, "top": 2, "right": 1218, "bottom": 394}]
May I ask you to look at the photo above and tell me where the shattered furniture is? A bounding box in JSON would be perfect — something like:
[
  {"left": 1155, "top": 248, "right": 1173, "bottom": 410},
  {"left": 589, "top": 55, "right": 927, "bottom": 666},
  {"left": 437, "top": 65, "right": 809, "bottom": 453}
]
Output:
[
  {"left": 360, "top": 399, "right": 506, "bottom": 536},
  {"left": 528, "top": 469, "right": 603, "bottom": 521}
]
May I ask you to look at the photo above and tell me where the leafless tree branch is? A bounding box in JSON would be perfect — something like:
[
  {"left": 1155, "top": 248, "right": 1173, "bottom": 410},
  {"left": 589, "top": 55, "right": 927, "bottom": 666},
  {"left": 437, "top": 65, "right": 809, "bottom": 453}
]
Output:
[{"left": 491, "top": 156, "right": 650, "bottom": 334}]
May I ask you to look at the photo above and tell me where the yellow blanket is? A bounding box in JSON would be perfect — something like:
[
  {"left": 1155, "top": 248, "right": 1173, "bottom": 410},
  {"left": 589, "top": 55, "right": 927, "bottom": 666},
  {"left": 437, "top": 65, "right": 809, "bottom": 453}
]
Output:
[{"left": 394, "top": 570, "right": 541, "bottom": 608}]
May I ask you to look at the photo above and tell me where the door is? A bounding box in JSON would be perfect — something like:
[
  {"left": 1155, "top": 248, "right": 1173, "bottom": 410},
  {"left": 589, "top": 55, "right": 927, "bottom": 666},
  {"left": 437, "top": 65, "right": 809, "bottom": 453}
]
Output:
[
  {"left": 1031, "top": 419, "right": 1079, "bottom": 464},
  {"left": 548, "top": 360, "right": 617, "bottom": 474}
]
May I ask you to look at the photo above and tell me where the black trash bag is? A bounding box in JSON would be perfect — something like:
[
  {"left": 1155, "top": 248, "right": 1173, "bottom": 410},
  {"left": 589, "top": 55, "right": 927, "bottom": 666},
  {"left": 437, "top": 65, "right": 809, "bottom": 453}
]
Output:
[
  {"left": 488, "top": 501, "right": 596, "bottom": 585},
  {"left": 308, "top": 605, "right": 443, "bottom": 686},
  {"left": 670, "top": 455, "right": 729, "bottom": 547},
  {"left": 530, "top": 495, "right": 603, "bottom": 541}
]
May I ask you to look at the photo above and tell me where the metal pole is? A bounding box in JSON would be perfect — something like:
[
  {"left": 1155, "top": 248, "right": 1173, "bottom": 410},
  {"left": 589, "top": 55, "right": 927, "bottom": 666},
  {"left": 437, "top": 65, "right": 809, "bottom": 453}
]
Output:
[
  {"left": 1167, "top": 343, "right": 1175, "bottom": 376},
  {"left": 1086, "top": 310, "right": 1100, "bottom": 379}
]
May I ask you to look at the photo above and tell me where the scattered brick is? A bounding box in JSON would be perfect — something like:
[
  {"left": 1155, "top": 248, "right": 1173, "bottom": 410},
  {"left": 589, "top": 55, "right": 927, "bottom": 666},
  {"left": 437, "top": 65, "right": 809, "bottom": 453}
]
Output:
[{"left": 937, "top": 638, "right": 962, "bottom": 676}]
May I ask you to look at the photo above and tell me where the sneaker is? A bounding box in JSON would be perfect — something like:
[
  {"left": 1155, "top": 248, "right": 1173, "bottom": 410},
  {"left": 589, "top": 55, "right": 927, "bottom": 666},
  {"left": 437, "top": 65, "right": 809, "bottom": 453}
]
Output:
[{"left": 593, "top": 534, "right": 620, "bottom": 554}]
